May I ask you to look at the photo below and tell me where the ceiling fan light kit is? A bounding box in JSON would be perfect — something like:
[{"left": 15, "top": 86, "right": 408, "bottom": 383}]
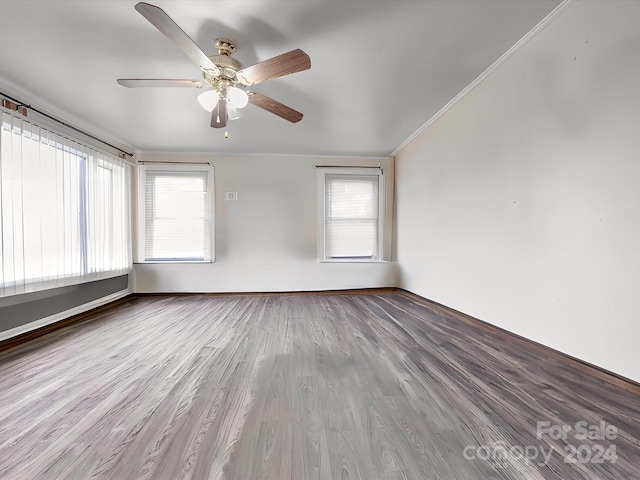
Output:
[
  {"left": 227, "top": 86, "right": 248, "bottom": 109},
  {"left": 117, "top": 2, "right": 311, "bottom": 130},
  {"left": 197, "top": 90, "right": 220, "bottom": 112}
]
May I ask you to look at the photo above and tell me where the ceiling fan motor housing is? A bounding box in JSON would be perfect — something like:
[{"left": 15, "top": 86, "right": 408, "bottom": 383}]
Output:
[{"left": 202, "top": 39, "right": 244, "bottom": 92}]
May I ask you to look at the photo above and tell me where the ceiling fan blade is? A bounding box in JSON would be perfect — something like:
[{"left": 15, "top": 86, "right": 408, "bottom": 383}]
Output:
[
  {"left": 210, "top": 99, "right": 227, "bottom": 128},
  {"left": 134, "top": 2, "right": 219, "bottom": 74},
  {"left": 237, "top": 49, "right": 310, "bottom": 86},
  {"left": 117, "top": 79, "right": 205, "bottom": 88},
  {"left": 248, "top": 92, "right": 303, "bottom": 123}
]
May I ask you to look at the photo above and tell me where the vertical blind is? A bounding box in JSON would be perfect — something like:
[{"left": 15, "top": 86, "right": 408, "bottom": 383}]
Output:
[
  {"left": 142, "top": 167, "right": 212, "bottom": 262},
  {"left": 0, "top": 108, "right": 131, "bottom": 297},
  {"left": 324, "top": 173, "right": 380, "bottom": 259}
]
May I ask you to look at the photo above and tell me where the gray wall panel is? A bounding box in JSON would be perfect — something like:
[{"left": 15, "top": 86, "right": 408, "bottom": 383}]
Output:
[{"left": 0, "top": 275, "right": 129, "bottom": 333}]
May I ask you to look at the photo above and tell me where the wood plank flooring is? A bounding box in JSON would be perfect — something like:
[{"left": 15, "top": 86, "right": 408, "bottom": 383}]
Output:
[{"left": 0, "top": 291, "right": 639, "bottom": 479}]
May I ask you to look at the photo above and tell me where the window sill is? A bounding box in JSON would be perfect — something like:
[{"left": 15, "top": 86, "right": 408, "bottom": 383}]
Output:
[
  {"left": 318, "top": 259, "right": 388, "bottom": 264},
  {"left": 134, "top": 260, "right": 214, "bottom": 265},
  {"left": 0, "top": 269, "right": 132, "bottom": 300}
]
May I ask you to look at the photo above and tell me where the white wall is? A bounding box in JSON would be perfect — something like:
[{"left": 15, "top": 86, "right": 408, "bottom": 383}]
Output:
[
  {"left": 395, "top": 0, "right": 640, "bottom": 382},
  {"left": 133, "top": 153, "right": 396, "bottom": 293}
]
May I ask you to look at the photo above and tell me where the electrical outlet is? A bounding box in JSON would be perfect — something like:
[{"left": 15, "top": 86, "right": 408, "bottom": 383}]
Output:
[{"left": 225, "top": 191, "right": 238, "bottom": 201}]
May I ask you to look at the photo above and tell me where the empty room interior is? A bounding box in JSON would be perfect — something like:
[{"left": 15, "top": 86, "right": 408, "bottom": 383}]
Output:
[{"left": 1, "top": 1, "right": 639, "bottom": 479}]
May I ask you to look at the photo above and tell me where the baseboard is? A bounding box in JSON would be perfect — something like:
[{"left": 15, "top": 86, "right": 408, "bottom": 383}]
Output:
[
  {"left": 133, "top": 287, "right": 398, "bottom": 297},
  {"left": 395, "top": 288, "right": 640, "bottom": 396},
  {"left": 0, "top": 288, "right": 392, "bottom": 353},
  {"left": 0, "top": 289, "right": 134, "bottom": 352},
  {"left": 4, "top": 286, "right": 637, "bottom": 397}
]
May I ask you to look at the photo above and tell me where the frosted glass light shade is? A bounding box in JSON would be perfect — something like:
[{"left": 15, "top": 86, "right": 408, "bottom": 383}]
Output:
[
  {"left": 197, "top": 90, "right": 220, "bottom": 112},
  {"left": 227, "top": 104, "right": 242, "bottom": 120},
  {"left": 227, "top": 86, "right": 248, "bottom": 108}
]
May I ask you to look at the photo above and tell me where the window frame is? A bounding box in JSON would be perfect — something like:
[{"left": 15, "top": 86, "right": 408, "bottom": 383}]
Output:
[
  {"left": 137, "top": 163, "right": 215, "bottom": 264},
  {"left": 316, "top": 166, "right": 387, "bottom": 263},
  {"left": 0, "top": 107, "right": 131, "bottom": 296}
]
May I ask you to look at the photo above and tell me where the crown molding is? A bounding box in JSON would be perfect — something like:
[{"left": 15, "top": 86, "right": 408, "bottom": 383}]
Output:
[
  {"left": 135, "top": 151, "right": 392, "bottom": 161},
  {"left": 0, "top": 78, "right": 134, "bottom": 159},
  {"left": 390, "top": 0, "right": 576, "bottom": 157}
]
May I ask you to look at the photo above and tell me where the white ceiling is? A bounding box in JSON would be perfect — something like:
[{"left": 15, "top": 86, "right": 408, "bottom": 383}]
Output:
[{"left": 0, "top": 0, "right": 560, "bottom": 157}]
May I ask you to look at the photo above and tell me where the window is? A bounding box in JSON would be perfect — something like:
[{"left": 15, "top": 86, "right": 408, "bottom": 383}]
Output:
[
  {"left": 317, "top": 167, "right": 386, "bottom": 261},
  {"left": 138, "top": 164, "right": 214, "bottom": 262},
  {"left": 0, "top": 108, "right": 131, "bottom": 297}
]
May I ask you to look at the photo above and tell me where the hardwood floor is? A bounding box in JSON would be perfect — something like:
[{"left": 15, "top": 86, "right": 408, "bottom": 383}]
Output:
[{"left": 0, "top": 291, "right": 638, "bottom": 479}]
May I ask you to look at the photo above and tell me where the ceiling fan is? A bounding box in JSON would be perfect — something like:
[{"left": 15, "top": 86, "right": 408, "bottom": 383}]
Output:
[{"left": 117, "top": 2, "right": 311, "bottom": 129}]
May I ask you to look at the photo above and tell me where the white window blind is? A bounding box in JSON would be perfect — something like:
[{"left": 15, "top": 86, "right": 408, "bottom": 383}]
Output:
[
  {"left": 0, "top": 108, "right": 131, "bottom": 297},
  {"left": 317, "top": 168, "right": 385, "bottom": 261},
  {"left": 138, "top": 164, "right": 214, "bottom": 262}
]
